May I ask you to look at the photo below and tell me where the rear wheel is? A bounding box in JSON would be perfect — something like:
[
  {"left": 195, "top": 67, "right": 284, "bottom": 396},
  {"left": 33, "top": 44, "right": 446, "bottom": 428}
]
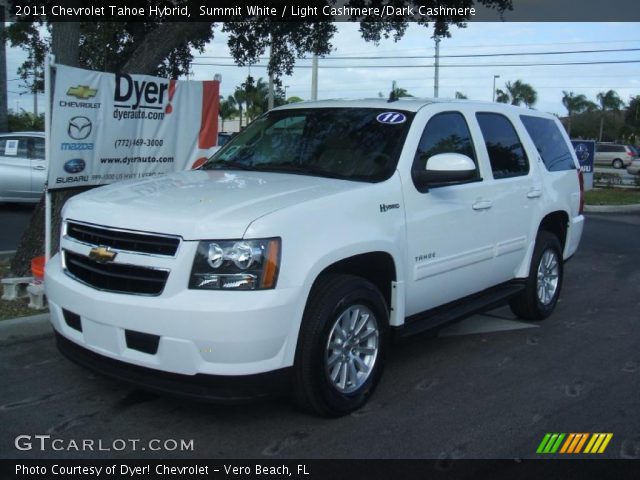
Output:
[
  {"left": 293, "top": 274, "right": 388, "bottom": 417},
  {"left": 612, "top": 158, "right": 623, "bottom": 169},
  {"left": 510, "top": 231, "right": 563, "bottom": 321}
]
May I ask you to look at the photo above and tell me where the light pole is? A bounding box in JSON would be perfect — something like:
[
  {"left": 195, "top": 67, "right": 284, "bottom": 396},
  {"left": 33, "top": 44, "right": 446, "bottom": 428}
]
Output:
[
  {"left": 284, "top": 85, "right": 289, "bottom": 101},
  {"left": 492, "top": 75, "right": 500, "bottom": 102},
  {"left": 434, "top": 36, "right": 441, "bottom": 98}
]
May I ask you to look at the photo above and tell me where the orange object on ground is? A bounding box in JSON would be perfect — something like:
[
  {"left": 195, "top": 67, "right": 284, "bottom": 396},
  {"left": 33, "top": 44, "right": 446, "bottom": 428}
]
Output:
[{"left": 31, "top": 256, "right": 45, "bottom": 280}]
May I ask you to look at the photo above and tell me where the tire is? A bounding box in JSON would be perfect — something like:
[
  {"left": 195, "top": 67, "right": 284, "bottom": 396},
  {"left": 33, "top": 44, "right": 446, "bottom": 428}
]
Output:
[
  {"left": 293, "top": 274, "right": 388, "bottom": 417},
  {"left": 612, "top": 159, "right": 623, "bottom": 169},
  {"left": 509, "top": 231, "right": 563, "bottom": 321}
]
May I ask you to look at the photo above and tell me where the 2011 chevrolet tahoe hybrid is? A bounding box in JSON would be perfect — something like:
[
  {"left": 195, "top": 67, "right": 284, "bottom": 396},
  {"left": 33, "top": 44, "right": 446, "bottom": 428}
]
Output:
[{"left": 46, "top": 99, "right": 584, "bottom": 416}]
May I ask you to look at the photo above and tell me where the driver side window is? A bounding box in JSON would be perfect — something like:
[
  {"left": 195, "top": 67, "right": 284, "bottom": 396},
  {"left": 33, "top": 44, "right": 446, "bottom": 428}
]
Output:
[{"left": 412, "top": 112, "right": 478, "bottom": 175}]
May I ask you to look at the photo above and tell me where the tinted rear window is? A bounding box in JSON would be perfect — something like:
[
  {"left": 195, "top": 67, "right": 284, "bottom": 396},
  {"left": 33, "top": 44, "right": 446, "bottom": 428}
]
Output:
[
  {"left": 520, "top": 115, "right": 575, "bottom": 171},
  {"left": 476, "top": 113, "right": 529, "bottom": 179}
]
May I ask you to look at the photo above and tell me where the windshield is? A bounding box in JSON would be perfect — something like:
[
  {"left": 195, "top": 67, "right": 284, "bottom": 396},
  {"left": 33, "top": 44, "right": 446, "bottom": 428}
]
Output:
[{"left": 203, "top": 108, "right": 414, "bottom": 182}]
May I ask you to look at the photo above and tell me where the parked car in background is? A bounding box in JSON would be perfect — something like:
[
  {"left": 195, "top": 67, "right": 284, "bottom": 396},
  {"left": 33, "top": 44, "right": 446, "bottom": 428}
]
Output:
[
  {"left": 627, "top": 159, "right": 640, "bottom": 176},
  {"left": 595, "top": 143, "right": 635, "bottom": 169},
  {"left": 0, "top": 132, "right": 46, "bottom": 204}
]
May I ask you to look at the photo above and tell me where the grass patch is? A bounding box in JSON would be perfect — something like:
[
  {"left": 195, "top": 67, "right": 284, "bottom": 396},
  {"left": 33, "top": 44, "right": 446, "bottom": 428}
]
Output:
[
  {"left": 0, "top": 261, "right": 48, "bottom": 321},
  {"left": 585, "top": 188, "right": 640, "bottom": 206}
]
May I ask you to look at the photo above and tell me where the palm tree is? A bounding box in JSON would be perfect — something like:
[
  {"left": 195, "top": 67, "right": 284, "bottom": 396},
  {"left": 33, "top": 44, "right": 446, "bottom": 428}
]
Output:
[
  {"left": 389, "top": 80, "right": 412, "bottom": 100},
  {"left": 495, "top": 89, "right": 510, "bottom": 104},
  {"left": 232, "top": 87, "right": 247, "bottom": 129},
  {"left": 495, "top": 80, "right": 537, "bottom": 108},
  {"left": 245, "top": 78, "right": 269, "bottom": 122},
  {"left": 561, "top": 91, "right": 590, "bottom": 136},
  {"left": 596, "top": 90, "right": 625, "bottom": 141},
  {"left": 219, "top": 96, "right": 239, "bottom": 132}
]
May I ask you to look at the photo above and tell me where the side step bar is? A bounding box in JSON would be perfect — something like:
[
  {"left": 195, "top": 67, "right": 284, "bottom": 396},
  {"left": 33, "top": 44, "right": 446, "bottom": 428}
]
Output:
[{"left": 397, "top": 281, "right": 526, "bottom": 338}]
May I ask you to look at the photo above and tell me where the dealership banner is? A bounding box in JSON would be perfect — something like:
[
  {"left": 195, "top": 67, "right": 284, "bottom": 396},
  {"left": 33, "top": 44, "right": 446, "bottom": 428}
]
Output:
[{"left": 48, "top": 64, "right": 219, "bottom": 190}]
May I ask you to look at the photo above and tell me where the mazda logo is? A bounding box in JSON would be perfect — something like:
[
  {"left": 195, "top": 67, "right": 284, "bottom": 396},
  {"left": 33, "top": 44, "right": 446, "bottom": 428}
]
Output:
[{"left": 68, "top": 116, "right": 92, "bottom": 140}]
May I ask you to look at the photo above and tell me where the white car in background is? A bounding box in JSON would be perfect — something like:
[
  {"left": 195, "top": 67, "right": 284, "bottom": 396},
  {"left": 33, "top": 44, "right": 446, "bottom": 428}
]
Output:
[{"left": 0, "top": 132, "right": 46, "bottom": 204}]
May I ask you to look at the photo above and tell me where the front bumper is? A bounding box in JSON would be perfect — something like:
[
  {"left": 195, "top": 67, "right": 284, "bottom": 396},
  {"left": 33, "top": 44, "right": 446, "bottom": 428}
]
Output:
[
  {"left": 55, "top": 332, "right": 291, "bottom": 402},
  {"left": 45, "top": 253, "right": 306, "bottom": 379}
]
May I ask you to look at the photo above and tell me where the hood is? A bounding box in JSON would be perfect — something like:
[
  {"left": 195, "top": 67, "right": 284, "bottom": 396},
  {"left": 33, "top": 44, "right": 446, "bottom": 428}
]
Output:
[{"left": 63, "top": 170, "right": 366, "bottom": 239}]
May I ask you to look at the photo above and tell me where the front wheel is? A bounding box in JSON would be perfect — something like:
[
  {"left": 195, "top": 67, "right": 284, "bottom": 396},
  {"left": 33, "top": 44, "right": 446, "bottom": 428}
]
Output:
[
  {"left": 509, "top": 231, "right": 563, "bottom": 321},
  {"left": 293, "top": 274, "right": 388, "bottom": 417}
]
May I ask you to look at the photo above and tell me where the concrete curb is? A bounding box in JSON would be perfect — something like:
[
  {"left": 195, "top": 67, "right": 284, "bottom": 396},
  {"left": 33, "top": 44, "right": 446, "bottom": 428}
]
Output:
[
  {"left": 0, "top": 313, "right": 52, "bottom": 343},
  {"left": 584, "top": 204, "right": 640, "bottom": 213}
]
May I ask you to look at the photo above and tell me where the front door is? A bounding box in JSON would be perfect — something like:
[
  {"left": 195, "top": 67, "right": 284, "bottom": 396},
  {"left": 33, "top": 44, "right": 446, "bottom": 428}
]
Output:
[{"left": 403, "top": 109, "right": 500, "bottom": 317}]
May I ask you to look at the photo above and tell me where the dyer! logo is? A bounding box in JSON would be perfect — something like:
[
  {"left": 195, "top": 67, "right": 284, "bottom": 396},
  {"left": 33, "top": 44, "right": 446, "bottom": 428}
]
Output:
[
  {"left": 67, "top": 116, "right": 92, "bottom": 140},
  {"left": 536, "top": 433, "right": 613, "bottom": 454},
  {"left": 67, "top": 85, "right": 97, "bottom": 100},
  {"left": 114, "top": 73, "right": 176, "bottom": 113}
]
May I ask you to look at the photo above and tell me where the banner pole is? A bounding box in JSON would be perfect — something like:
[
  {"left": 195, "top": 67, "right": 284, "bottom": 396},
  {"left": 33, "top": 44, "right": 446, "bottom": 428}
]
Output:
[{"left": 44, "top": 54, "right": 55, "bottom": 262}]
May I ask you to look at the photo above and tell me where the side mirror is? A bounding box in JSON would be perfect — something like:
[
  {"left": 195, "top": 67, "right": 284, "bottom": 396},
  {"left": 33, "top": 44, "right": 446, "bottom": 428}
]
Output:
[{"left": 413, "top": 153, "right": 477, "bottom": 190}]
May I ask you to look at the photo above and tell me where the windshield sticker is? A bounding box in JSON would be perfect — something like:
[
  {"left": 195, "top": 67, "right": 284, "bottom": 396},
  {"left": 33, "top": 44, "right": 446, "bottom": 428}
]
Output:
[{"left": 376, "top": 112, "right": 407, "bottom": 125}]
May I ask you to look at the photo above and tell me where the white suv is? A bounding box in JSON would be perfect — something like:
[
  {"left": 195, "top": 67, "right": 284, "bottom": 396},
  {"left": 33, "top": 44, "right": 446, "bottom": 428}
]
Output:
[{"left": 46, "top": 99, "right": 584, "bottom": 416}]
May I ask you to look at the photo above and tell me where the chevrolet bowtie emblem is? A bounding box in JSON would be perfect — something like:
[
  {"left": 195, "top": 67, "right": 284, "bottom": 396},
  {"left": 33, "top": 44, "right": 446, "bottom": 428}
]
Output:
[
  {"left": 66, "top": 85, "right": 97, "bottom": 99},
  {"left": 89, "top": 246, "right": 117, "bottom": 263}
]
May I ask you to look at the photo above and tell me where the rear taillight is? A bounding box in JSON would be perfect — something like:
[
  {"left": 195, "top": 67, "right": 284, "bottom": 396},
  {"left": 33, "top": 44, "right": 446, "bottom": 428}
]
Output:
[
  {"left": 578, "top": 169, "right": 584, "bottom": 215},
  {"left": 627, "top": 151, "right": 634, "bottom": 157}
]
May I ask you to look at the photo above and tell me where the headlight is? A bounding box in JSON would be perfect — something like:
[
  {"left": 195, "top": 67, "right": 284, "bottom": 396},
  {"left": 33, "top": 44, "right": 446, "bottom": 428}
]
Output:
[{"left": 189, "top": 238, "right": 281, "bottom": 290}]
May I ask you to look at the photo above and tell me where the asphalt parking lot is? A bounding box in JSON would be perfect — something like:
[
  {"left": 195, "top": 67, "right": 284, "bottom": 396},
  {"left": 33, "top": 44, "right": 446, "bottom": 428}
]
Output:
[{"left": 1, "top": 213, "right": 639, "bottom": 460}]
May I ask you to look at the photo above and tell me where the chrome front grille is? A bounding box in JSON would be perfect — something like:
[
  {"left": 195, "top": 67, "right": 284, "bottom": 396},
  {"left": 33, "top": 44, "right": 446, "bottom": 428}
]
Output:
[
  {"left": 66, "top": 221, "right": 180, "bottom": 256},
  {"left": 63, "top": 221, "right": 180, "bottom": 296},
  {"left": 64, "top": 250, "right": 169, "bottom": 296}
]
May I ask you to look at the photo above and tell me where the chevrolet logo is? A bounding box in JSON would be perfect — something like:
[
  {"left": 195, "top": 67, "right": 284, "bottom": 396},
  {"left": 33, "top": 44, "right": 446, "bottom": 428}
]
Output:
[
  {"left": 66, "top": 85, "right": 98, "bottom": 99},
  {"left": 88, "top": 246, "right": 117, "bottom": 263}
]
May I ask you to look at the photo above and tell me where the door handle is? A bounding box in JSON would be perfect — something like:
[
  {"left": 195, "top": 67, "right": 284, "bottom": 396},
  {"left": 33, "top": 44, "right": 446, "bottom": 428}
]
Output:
[
  {"left": 472, "top": 200, "right": 493, "bottom": 210},
  {"left": 32, "top": 166, "right": 46, "bottom": 171},
  {"left": 527, "top": 188, "right": 542, "bottom": 199}
]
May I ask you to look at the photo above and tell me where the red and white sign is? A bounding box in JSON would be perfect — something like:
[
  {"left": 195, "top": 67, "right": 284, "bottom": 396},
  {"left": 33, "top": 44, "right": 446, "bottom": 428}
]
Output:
[{"left": 48, "top": 64, "right": 219, "bottom": 190}]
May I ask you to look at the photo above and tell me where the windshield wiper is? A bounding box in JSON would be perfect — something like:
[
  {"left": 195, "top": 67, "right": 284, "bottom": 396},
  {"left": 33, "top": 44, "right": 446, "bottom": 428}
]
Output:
[
  {"left": 202, "top": 161, "right": 255, "bottom": 171},
  {"left": 252, "top": 162, "right": 346, "bottom": 179}
]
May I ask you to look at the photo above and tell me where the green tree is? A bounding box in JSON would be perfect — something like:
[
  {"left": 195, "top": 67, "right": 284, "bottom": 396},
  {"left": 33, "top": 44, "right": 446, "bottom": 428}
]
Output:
[
  {"left": 597, "top": 90, "right": 625, "bottom": 141},
  {"left": 287, "top": 96, "right": 304, "bottom": 104},
  {"left": 219, "top": 96, "right": 239, "bottom": 131},
  {"left": 455, "top": 91, "right": 468, "bottom": 99},
  {"left": 245, "top": 77, "right": 269, "bottom": 122},
  {"left": 389, "top": 80, "right": 412, "bottom": 100},
  {"left": 496, "top": 80, "right": 537, "bottom": 108},
  {"left": 562, "top": 91, "right": 590, "bottom": 136},
  {"left": 8, "top": 110, "right": 44, "bottom": 131},
  {"left": 625, "top": 95, "right": 640, "bottom": 130}
]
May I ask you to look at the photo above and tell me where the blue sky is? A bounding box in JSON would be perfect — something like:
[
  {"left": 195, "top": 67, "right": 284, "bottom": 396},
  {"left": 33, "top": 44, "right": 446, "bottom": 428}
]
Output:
[{"left": 5, "top": 22, "right": 640, "bottom": 116}]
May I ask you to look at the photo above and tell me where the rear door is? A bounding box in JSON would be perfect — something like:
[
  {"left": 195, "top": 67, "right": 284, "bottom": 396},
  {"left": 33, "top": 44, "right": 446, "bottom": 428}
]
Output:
[
  {"left": 0, "top": 136, "right": 33, "bottom": 201},
  {"left": 472, "top": 111, "right": 537, "bottom": 283}
]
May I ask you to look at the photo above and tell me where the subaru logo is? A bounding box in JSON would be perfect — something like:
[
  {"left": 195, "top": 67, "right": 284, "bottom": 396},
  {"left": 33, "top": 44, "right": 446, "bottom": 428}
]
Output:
[
  {"left": 63, "top": 158, "right": 86, "bottom": 174},
  {"left": 68, "top": 116, "right": 92, "bottom": 140},
  {"left": 376, "top": 112, "right": 407, "bottom": 125}
]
